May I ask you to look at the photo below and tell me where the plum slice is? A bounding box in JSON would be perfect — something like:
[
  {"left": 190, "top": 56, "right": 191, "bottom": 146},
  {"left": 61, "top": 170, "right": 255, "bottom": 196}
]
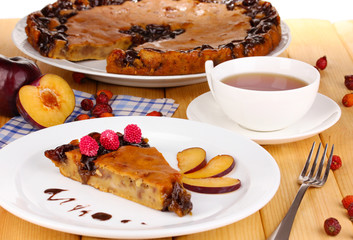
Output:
[
  {"left": 183, "top": 154, "right": 235, "bottom": 178},
  {"left": 182, "top": 177, "right": 241, "bottom": 194},
  {"left": 177, "top": 147, "right": 207, "bottom": 174}
]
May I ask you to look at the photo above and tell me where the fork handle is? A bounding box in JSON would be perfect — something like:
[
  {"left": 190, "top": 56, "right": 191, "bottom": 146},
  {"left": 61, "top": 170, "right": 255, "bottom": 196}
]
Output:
[{"left": 267, "top": 183, "right": 310, "bottom": 240}]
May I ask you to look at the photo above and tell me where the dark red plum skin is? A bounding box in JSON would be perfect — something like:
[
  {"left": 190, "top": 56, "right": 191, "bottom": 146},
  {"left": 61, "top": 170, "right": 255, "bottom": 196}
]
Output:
[{"left": 0, "top": 55, "right": 41, "bottom": 116}]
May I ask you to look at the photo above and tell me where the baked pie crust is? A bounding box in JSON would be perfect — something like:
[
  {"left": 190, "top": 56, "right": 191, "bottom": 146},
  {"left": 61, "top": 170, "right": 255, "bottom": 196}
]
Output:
[
  {"left": 44, "top": 132, "right": 193, "bottom": 217},
  {"left": 26, "top": 0, "right": 281, "bottom": 75}
]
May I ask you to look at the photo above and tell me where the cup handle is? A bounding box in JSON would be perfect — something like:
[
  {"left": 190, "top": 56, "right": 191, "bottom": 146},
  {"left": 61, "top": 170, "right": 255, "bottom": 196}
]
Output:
[{"left": 205, "top": 60, "right": 216, "bottom": 99}]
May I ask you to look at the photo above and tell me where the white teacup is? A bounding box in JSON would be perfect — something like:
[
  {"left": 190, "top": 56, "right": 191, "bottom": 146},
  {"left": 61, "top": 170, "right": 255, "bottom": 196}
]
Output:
[{"left": 206, "top": 57, "right": 320, "bottom": 132}]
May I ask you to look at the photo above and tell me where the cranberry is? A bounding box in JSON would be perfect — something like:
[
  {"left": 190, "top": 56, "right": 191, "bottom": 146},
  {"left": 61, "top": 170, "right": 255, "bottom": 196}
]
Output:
[
  {"left": 80, "top": 98, "right": 94, "bottom": 111},
  {"left": 344, "top": 75, "right": 353, "bottom": 90},
  {"left": 96, "top": 92, "right": 110, "bottom": 105},
  {"left": 91, "top": 103, "right": 113, "bottom": 117},
  {"left": 316, "top": 56, "right": 327, "bottom": 70}
]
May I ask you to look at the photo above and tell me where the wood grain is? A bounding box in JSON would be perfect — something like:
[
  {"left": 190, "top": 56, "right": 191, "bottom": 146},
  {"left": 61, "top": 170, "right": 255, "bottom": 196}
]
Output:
[{"left": 1, "top": 18, "right": 353, "bottom": 240}]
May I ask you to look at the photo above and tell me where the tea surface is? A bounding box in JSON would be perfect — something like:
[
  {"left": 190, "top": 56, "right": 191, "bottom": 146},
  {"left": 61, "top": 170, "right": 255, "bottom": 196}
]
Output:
[{"left": 222, "top": 73, "right": 308, "bottom": 91}]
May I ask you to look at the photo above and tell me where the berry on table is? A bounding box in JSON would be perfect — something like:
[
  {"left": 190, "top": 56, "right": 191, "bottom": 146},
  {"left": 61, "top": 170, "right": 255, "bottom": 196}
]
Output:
[
  {"left": 72, "top": 72, "right": 86, "bottom": 84},
  {"left": 347, "top": 204, "right": 353, "bottom": 221},
  {"left": 74, "top": 114, "right": 90, "bottom": 121},
  {"left": 324, "top": 217, "right": 341, "bottom": 236},
  {"left": 344, "top": 75, "right": 353, "bottom": 90},
  {"left": 146, "top": 111, "right": 163, "bottom": 116},
  {"left": 91, "top": 103, "right": 113, "bottom": 117},
  {"left": 330, "top": 155, "right": 342, "bottom": 170},
  {"left": 96, "top": 91, "right": 110, "bottom": 105},
  {"left": 80, "top": 98, "right": 94, "bottom": 111},
  {"left": 342, "top": 195, "right": 353, "bottom": 209},
  {"left": 315, "top": 56, "right": 327, "bottom": 70},
  {"left": 96, "top": 89, "right": 113, "bottom": 100},
  {"left": 342, "top": 93, "right": 353, "bottom": 107}
]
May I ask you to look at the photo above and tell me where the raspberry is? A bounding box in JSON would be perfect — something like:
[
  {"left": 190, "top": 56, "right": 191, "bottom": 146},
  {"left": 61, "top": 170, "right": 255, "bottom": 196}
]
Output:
[
  {"left": 96, "top": 92, "right": 110, "bottom": 105},
  {"left": 316, "top": 56, "right": 327, "bottom": 70},
  {"left": 345, "top": 75, "right": 353, "bottom": 90},
  {"left": 342, "top": 93, "right": 353, "bottom": 107},
  {"left": 100, "top": 129, "right": 120, "bottom": 150},
  {"left": 124, "top": 124, "right": 142, "bottom": 143},
  {"left": 97, "top": 89, "right": 113, "bottom": 100},
  {"left": 74, "top": 114, "right": 90, "bottom": 121},
  {"left": 347, "top": 204, "right": 353, "bottom": 221},
  {"left": 80, "top": 98, "right": 94, "bottom": 111},
  {"left": 330, "top": 155, "right": 342, "bottom": 170},
  {"left": 146, "top": 111, "right": 163, "bottom": 116},
  {"left": 79, "top": 135, "right": 99, "bottom": 156},
  {"left": 324, "top": 217, "right": 341, "bottom": 236},
  {"left": 72, "top": 72, "right": 86, "bottom": 84},
  {"left": 91, "top": 103, "right": 113, "bottom": 117},
  {"left": 342, "top": 195, "right": 353, "bottom": 209}
]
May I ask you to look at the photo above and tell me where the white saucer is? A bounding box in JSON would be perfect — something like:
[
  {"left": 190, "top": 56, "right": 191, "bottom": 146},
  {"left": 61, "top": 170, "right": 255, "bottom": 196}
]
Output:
[{"left": 187, "top": 92, "right": 341, "bottom": 145}]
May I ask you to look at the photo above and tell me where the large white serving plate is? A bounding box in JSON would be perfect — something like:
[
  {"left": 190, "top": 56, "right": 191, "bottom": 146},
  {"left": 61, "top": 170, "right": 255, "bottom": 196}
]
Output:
[
  {"left": 12, "top": 17, "right": 291, "bottom": 87},
  {"left": 0, "top": 116, "right": 280, "bottom": 239}
]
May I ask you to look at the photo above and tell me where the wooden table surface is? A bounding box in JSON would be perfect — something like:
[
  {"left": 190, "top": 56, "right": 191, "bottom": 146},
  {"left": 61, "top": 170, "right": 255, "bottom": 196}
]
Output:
[{"left": 1, "top": 18, "right": 353, "bottom": 240}]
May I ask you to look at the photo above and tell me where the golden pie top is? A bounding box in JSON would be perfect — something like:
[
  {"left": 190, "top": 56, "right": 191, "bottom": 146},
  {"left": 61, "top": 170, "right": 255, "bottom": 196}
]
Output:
[
  {"left": 96, "top": 145, "right": 181, "bottom": 189},
  {"left": 25, "top": 0, "right": 281, "bottom": 59},
  {"left": 65, "top": 0, "right": 250, "bottom": 51}
]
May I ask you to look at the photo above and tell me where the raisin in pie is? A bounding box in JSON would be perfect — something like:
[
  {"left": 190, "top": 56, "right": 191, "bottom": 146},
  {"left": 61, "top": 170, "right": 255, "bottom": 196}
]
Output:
[{"left": 26, "top": 0, "right": 281, "bottom": 75}]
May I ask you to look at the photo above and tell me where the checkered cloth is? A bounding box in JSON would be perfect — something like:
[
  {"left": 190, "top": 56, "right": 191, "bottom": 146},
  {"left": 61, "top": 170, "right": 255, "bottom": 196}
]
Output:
[{"left": 0, "top": 89, "right": 178, "bottom": 149}]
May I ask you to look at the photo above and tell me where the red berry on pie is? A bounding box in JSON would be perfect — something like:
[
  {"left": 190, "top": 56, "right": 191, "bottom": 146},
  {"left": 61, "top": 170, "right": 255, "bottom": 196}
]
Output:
[
  {"left": 330, "top": 155, "right": 342, "bottom": 170},
  {"left": 79, "top": 135, "right": 99, "bottom": 156},
  {"left": 124, "top": 124, "right": 142, "bottom": 143},
  {"left": 316, "top": 56, "right": 327, "bottom": 70},
  {"left": 100, "top": 130, "right": 120, "bottom": 150},
  {"left": 324, "top": 217, "right": 341, "bottom": 236}
]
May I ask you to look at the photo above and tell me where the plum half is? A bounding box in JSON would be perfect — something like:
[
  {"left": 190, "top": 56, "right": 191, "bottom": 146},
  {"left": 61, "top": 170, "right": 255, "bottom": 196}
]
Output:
[{"left": 16, "top": 74, "right": 75, "bottom": 129}]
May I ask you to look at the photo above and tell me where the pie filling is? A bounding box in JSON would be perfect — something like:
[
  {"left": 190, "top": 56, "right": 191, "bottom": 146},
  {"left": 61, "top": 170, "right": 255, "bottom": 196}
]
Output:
[
  {"left": 44, "top": 131, "right": 193, "bottom": 217},
  {"left": 26, "top": 0, "right": 281, "bottom": 75}
]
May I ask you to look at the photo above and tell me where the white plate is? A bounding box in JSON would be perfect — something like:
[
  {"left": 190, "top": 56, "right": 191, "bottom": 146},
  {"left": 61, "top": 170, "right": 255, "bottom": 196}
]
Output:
[
  {"left": 0, "top": 116, "right": 280, "bottom": 239},
  {"left": 12, "top": 17, "right": 291, "bottom": 87},
  {"left": 187, "top": 92, "right": 341, "bottom": 145}
]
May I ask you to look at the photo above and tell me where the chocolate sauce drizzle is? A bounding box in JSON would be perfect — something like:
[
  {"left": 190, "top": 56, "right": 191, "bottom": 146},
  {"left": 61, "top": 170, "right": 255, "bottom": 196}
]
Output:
[{"left": 44, "top": 188, "right": 146, "bottom": 224}]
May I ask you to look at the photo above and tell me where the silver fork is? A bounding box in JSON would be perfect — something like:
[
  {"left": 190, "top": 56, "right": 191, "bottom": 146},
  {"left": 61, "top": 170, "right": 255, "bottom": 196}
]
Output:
[{"left": 267, "top": 142, "right": 334, "bottom": 240}]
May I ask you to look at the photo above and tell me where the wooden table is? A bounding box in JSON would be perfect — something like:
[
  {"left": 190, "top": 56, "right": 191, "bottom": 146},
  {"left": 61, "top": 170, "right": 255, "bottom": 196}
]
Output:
[{"left": 1, "top": 18, "right": 353, "bottom": 240}]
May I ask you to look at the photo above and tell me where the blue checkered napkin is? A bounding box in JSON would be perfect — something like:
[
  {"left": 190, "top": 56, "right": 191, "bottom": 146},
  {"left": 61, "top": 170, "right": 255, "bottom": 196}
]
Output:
[{"left": 0, "top": 89, "right": 179, "bottom": 149}]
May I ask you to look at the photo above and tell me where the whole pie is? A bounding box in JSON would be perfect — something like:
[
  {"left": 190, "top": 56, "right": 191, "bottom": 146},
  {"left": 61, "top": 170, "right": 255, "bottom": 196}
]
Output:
[
  {"left": 25, "top": 0, "right": 281, "bottom": 75},
  {"left": 44, "top": 130, "right": 193, "bottom": 217}
]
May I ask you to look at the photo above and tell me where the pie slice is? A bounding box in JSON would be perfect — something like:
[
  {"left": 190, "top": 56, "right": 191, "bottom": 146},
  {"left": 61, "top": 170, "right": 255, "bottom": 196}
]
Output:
[{"left": 44, "top": 130, "right": 192, "bottom": 217}]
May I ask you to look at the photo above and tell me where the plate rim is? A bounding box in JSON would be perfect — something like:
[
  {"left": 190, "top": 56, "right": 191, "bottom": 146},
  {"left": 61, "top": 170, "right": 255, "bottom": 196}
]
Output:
[{"left": 0, "top": 116, "right": 280, "bottom": 239}]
